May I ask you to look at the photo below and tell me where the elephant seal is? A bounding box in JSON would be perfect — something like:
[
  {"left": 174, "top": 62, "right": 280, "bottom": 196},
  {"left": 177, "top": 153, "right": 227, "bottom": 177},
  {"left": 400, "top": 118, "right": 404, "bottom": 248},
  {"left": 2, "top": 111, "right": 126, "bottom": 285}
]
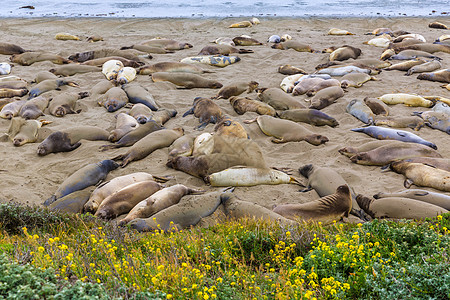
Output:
[
  {"left": 309, "top": 86, "right": 345, "bottom": 110},
  {"left": 99, "top": 120, "right": 163, "bottom": 151},
  {"left": 406, "top": 59, "right": 442, "bottom": 76},
  {"left": 94, "top": 180, "right": 164, "bottom": 219},
  {"left": 112, "top": 128, "right": 184, "bottom": 167},
  {"left": 19, "top": 96, "right": 49, "bottom": 119},
  {"left": 10, "top": 52, "right": 70, "bottom": 66},
  {"left": 316, "top": 65, "right": 375, "bottom": 76},
  {"left": 397, "top": 43, "right": 450, "bottom": 54},
  {"left": 389, "top": 50, "right": 441, "bottom": 60},
  {"left": 102, "top": 59, "right": 124, "bottom": 81},
  {"left": 348, "top": 143, "right": 442, "bottom": 166},
  {"left": 120, "top": 44, "right": 174, "bottom": 54},
  {"left": 198, "top": 45, "right": 253, "bottom": 55},
  {"left": 256, "top": 88, "right": 306, "bottom": 110},
  {"left": 214, "top": 81, "right": 259, "bottom": 99},
  {"left": 384, "top": 58, "right": 427, "bottom": 71},
  {"left": 180, "top": 55, "right": 241, "bottom": 68},
  {"left": 273, "top": 185, "right": 352, "bottom": 224},
  {"left": 7, "top": 117, "right": 43, "bottom": 146},
  {"left": 340, "top": 73, "right": 378, "bottom": 88},
  {"left": 32, "top": 71, "right": 58, "bottom": 84},
  {"left": 168, "top": 135, "right": 195, "bottom": 159},
  {"left": 390, "top": 161, "right": 450, "bottom": 191},
  {"left": 433, "top": 101, "right": 450, "bottom": 115},
  {"left": 278, "top": 109, "right": 338, "bottom": 127},
  {"left": 412, "top": 111, "right": 450, "bottom": 134},
  {"left": 397, "top": 157, "right": 450, "bottom": 172},
  {"left": 116, "top": 67, "right": 137, "bottom": 84},
  {"left": 0, "top": 87, "right": 28, "bottom": 98},
  {"left": 44, "top": 159, "right": 119, "bottom": 206},
  {"left": 373, "top": 189, "right": 450, "bottom": 210},
  {"left": 183, "top": 97, "right": 223, "bottom": 130},
  {"left": 233, "top": 36, "right": 263, "bottom": 46},
  {"left": 372, "top": 116, "right": 425, "bottom": 131},
  {"left": 151, "top": 72, "right": 223, "bottom": 89},
  {"left": 49, "top": 65, "right": 101, "bottom": 77},
  {"left": 278, "top": 65, "right": 307, "bottom": 75},
  {"left": 0, "top": 98, "right": 15, "bottom": 110},
  {"left": 129, "top": 103, "right": 153, "bottom": 124},
  {"left": 378, "top": 93, "right": 433, "bottom": 107},
  {"left": 37, "top": 126, "right": 110, "bottom": 155},
  {"left": 152, "top": 108, "right": 177, "bottom": 125},
  {"left": 142, "top": 39, "right": 193, "bottom": 50},
  {"left": 68, "top": 49, "right": 144, "bottom": 63},
  {"left": 229, "top": 21, "right": 253, "bottom": 28},
  {"left": 48, "top": 187, "right": 93, "bottom": 214},
  {"left": 48, "top": 92, "right": 88, "bottom": 117},
  {"left": 55, "top": 33, "right": 80, "bottom": 40},
  {"left": 122, "top": 84, "right": 159, "bottom": 111},
  {"left": 229, "top": 96, "right": 276, "bottom": 116},
  {"left": 293, "top": 78, "right": 340, "bottom": 96},
  {"left": 0, "top": 42, "right": 27, "bottom": 55},
  {"left": 417, "top": 69, "right": 450, "bottom": 83},
  {"left": 0, "top": 100, "right": 26, "bottom": 119},
  {"left": 29, "top": 79, "right": 78, "bottom": 99},
  {"left": 338, "top": 140, "right": 405, "bottom": 157},
  {"left": 98, "top": 87, "right": 129, "bottom": 112},
  {"left": 81, "top": 56, "right": 144, "bottom": 68},
  {"left": 221, "top": 193, "right": 298, "bottom": 227},
  {"left": 213, "top": 116, "right": 249, "bottom": 139},
  {"left": 128, "top": 190, "right": 222, "bottom": 232},
  {"left": 109, "top": 112, "right": 139, "bottom": 142},
  {"left": 271, "top": 41, "right": 315, "bottom": 52},
  {"left": 364, "top": 97, "right": 390, "bottom": 116},
  {"left": 84, "top": 172, "right": 162, "bottom": 214},
  {"left": 138, "top": 62, "right": 209, "bottom": 75},
  {"left": 351, "top": 126, "right": 437, "bottom": 149},
  {"left": 118, "top": 184, "right": 205, "bottom": 225},
  {"left": 346, "top": 99, "right": 375, "bottom": 124},
  {"left": 91, "top": 80, "right": 114, "bottom": 95},
  {"left": 328, "top": 28, "right": 354, "bottom": 35},
  {"left": 246, "top": 115, "right": 329, "bottom": 145},
  {"left": 329, "top": 45, "right": 362, "bottom": 61},
  {"left": 429, "top": 21, "right": 449, "bottom": 29},
  {"left": 356, "top": 194, "right": 448, "bottom": 219}
]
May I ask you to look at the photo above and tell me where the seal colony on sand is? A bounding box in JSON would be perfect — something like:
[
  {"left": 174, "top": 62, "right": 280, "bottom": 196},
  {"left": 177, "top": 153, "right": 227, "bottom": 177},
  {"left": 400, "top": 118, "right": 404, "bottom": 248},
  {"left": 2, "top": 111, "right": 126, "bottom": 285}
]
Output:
[{"left": 0, "top": 17, "right": 449, "bottom": 230}]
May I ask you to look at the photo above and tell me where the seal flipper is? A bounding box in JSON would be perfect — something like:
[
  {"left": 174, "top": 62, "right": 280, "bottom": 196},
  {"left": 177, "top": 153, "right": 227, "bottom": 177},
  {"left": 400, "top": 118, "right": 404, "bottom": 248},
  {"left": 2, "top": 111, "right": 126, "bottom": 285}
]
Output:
[
  {"left": 196, "top": 122, "right": 209, "bottom": 131},
  {"left": 182, "top": 107, "right": 194, "bottom": 117},
  {"left": 44, "top": 195, "right": 57, "bottom": 207},
  {"left": 404, "top": 179, "right": 414, "bottom": 189}
]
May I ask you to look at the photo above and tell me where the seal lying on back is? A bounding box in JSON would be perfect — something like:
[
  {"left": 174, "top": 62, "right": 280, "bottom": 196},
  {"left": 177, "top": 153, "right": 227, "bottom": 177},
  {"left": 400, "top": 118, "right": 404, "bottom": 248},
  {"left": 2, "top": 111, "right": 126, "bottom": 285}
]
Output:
[
  {"left": 183, "top": 97, "right": 223, "bottom": 130},
  {"left": 246, "top": 115, "right": 329, "bottom": 145},
  {"left": 44, "top": 159, "right": 119, "bottom": 206},
  {"left": 152, "top": 72, "right": 223, "bottom": 89},
  {"left": 351, "top": 126, "right": 437, "bottom": 149},
  {"left": 373, "top": 189, "right": 450, "bottom": 210},
  {"left": 356, "top": 194, "right": 447, "bottom": 219},
  {"left": 273, "top": 185, "right": 352, "bottom": 224}
]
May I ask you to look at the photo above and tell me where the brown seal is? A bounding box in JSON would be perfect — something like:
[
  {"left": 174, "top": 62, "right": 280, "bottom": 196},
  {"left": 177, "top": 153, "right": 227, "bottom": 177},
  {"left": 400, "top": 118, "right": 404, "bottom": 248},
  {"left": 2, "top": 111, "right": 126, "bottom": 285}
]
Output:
[
  {"left": 198, "top": 44, "right": 253, "bottom": 55},
  {"left": 152, "top": 108, "right": 177, "bottom": 125},
  {"left": 28, "top": 79, "right": 78, "bottom": 99},
  {"left": 118, "top": 184, "right": 205, "bottom": 226},
  {"left": 309, "top": 86, "right": 345, "bottom": 110},
  {"left": 417, "top": 69, "right": 450, "bottom": 83},
  {"left": 390, "top": 161, "right": 450, "bottom": 192},
  {"left": 406, "top": 59, "right": 442, "bottom": 76},
  {"left": 214, "top": 81, "right": 259, "bottom": 99},
  {"left": 278, "top": 65, "right": 307, "bottom": 75},
  {"left": 329, "top": 45, "right": 362, "bottom": 61},
  {"left": 0, "top": 42, "right": 27, "bottom": 55},
  {"left": 10, "top": 52, "right": 70, "bottom": 66},
  {"left": 214, "top": 115, "right": 249, "bottom": 139},
  {"left": 232, "top": 36, "right": 263, "bottom": 46},
  {"left": 68, "top": 48, "right": 145, "bottom": 63},
  {"left": 183, "top": 97, "right": 223, "bottom": 130},
  {"left": 112, "top": 128, "right": 184, "bottom": 167},
  {"left": 0, "top": 87, "right": 28, "bottom": 98},
  {"left": 373, "top": 116, "right": 425, "bottom": 131},
  {"left": 257, "top": 88, "right": 306, "bottom": 110},
  {"left": 396, "top": 157, "right": 450, "bottom": 172},
  {"left": 429, "top": 21, "right": 449, "bottom": 29},
  {"left": 138, "top": 62, "right": 210, "bottom": 75},
  {"left": 151, "top": 72, "right": 223, "bottom": 89},
  {"left": 94, "top": 180, "right": 164, "bottom": 219},
  {"left": 338, "top": 140, "right": 404, "bottom": 158},
  {"left": 91, "top": 80, "right": 114, "bottom": 95},
  {"left": 48, "top": 187, "right": 93, "bottom": 214},
  {"left": 32, "top": 71, "right": 59, "bottom": 84},
  {"left": 120, "top": 44, "right": 174, "bottom": 54},
  {"left": 37, "top": 126, "right": 110, "bottom": 155},
  {"left": 296, "top": 79, "right": 341, "bottom": 96},
  {"left": 229, "top": 96, "right": 276, "bottom": 116},
  {"left": 81, "top": 56, "right": 144, "bottom": 68},
  {"left": 356, "top": 194, "right": 448, "bottom": 219},
  {"left": 271, "top": 41, "right": 315, "bottom": 52},
  {"left": 363, "top": 97, "right": 390, "bottom": 116},
  {"left": 245, "top": 115, "right": 329, "bottom": 145},
  {"left": 168, "top": 134, "right": 195, "bottom": 159},
  {"left": 19, "top": 96, "right": 49, "bottom": 119},
  {"left": 273, "top": 185, "right": 352, "bottom": 224},
  {"left": 373, "top": 189, "right": 450, "bottom": 210},
  {"left": 396, "top": 43, "right": 450, "bottom": 54},
  {"left": 278, "top": 109, "right": 339, "bottom": 127},
  {"left": 384, "top": 58, "right": 427, "bottom": 71},
  {"left": 48, "top": 92, "right": 88, "bottom": 117},
  {"left": 109, "top": 112, "right": 139, "bottom": 142},
  {"left": 49, "top": 65, "right": 101, "bottom": 77},
  {"left": 129, "top": 103, "right": 153, "bottom": 124},
  {"left": 142, "top": 39, "right": 193, "bottom": 50},
  {"left": 98, "top": 87, "right": 129, "bottom": 112}
]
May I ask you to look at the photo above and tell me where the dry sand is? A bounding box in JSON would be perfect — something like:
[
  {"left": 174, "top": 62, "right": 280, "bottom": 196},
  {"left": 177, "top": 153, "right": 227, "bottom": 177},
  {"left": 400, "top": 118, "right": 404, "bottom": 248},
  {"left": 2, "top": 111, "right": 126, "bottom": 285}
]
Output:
[{"left": 0, "top": 17, "right": 448, "bottom": 216}]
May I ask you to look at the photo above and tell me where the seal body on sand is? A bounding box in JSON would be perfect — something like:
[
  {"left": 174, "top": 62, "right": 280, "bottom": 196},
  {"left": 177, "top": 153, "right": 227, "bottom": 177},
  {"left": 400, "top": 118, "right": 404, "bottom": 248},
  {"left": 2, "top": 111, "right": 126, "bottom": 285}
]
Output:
[
  {"left": 0, "top": 42, "right": 26, "bottom": 55},
  {"left": 82, "top": 56, "right": 143, "bottom": 68},
  {"left": 293, "top": 78, "right": 340, "bottom": 96},
  {"left": 273, "top": 185, "right": 352, "bottom": 224},
  {"left": 142, "top": 39, "right": 193, "bottom": 50},
  {"left": 346, "top": 99, "right": 375, "bottom": 124},
  {"left": 221, "top": 193, "right": 298, "bottom": 227},
  {"left": 32, "top": 71, "right": 58, "bottom": 84},
  {"left": 417, "top": 69, "right": 450, "bottom": 83},
  {"left": 112, "top": 128, "right": 184, "bottom": 167},
  {"left": 138, "top": 62, "right": 208, "bottom": 75},
  {"left": 37, "top": 126, "right": 109, "bottom": 156},
  {"left": 129, "top": 103, "right": 153, "bottom": 124},
  {"left": 118, "top": 184, "right": 205, "bottom": 225},
  {"left": 390, "top": 161, "right": 450, "bottom": 192},
  {"left": 29, "top": 79, "right": 78, "bottom": 99},
  {"left": 120, "top": 44, "right": 174, "bottom": 54},
  {"left": 433, "top": 101, "right": 450, "bottom": 115},
  {"left": 278, "top": 65, "right": 307, "bottom": 75},
  {"left": 48, "top": 92, "right": 87, "bottom": 117},
  {"left": 91, "top": 80, "right": 114, "bottom": 95},
  {"left": 384, "top": 58, "right": 427, "bottom": 71},
  {"left": 109, "top": 112, "right": 139, "bottom": 142},
  {"left": 348, "top": 143, "right": 442, "bottom": 166},
  {"left": 373, "top": 116, "right": 425, "bottom": 131},
  {"left": 94, "top": 180, "right": 163, "bottom": 219},
  {"left": 363, "top": 97, "right": 390, "bottom": 116},
  {"left": 405, "top": 59, "right": 441, "bottom": 76},
  {"left": 7, "top": 117, "right": 42, "bottom": 146},
  {"left": 278, "top": 109, "right": 338, "bottom": 127},
  {"left": 168, "top": 135, "right": 195, "bottom": 159},
  {"left": 413, "top": 111, "right": 450, "bottom": 134},
  {"left": 338, "top": 140, "right": 405, "bottom": 157},
  {"left": 151, "top": 72, "right": 223, "bottom": 89},
  {"left": 0, "top": 100, "right": 26, "bottom": 119},
  {"left": 351, "top": 126, "right": 437, "bottom": 149},
  {"left": 374, "top": 189, "right": 450, "bottom": 210},
  {"left": 116, "top": 67, "right": 137, "bottom": 84},
  {"left": 98, "top": 87, "right": 129, "bottom": 112},
  {"left": 356, "top": 195, "right": 448, "bottom": 219},
  {"left": 248, "top": 115, "right": 329, "bottom": 145},
  {"left": 0, "top": 87, "right": 28, "bottom": 98},
  {"left": 48, "top": 187, "right": 93, "bottom": 214},
  {"left": 44, "top": 159, "right": 119, "bottom": 206},
  {"left": 122, "top": 83, "right": 159, "bottom": 111},
  {"left": 229, "top": 96, "right": 275, "bottom": 116},
  {"left": 329, "top": 45, "right": 362, "bottom": 61},
  {"left": 84, "top": 172, "right": 159, "bottom": 213},
  {"left": 19, "top": 96, "right": 49, "bottom": 119},
  {"left": 183, "top": 97, "right": 223, "bottom": 130},
  {"left": 49, "top": 65, "right": 101, "bottom": 77},
  {"left": 68, "top": 49, "right": 144, "bottom": 63},
  {"left": 128, "top": 190, "right": 222, "bottom": 232},
  {"left": 214, "top": 116, "right": 249, "bottom": 139},
  {"left": 309, "top": 86, "right": 345, "bottom": 110},
  {"left": 232, "top": 36, "right": 263, "bottom": 46},
  {"left": 198, "top": 45, "right": 253, "bottom": 55},
  {"left": 272, "top": 41, "right": 314, "bottom": 52},
  {"left": 10, "top": 52, "right": 70, "bottom": 66},
  {"left": 214, "top": 81, "right": 259, "bottom": 99},
  {"left": 397, "top": 157, "right": 450, "bottom": 172},
  {"left": 257, "top": 88, "right": 306, "bottom": 110},
  {"left": 152, "top": 108, "right": 177, "bottom": 125},
  {"left": 340, "top": 73, "right": 377, "bottom": 88}
]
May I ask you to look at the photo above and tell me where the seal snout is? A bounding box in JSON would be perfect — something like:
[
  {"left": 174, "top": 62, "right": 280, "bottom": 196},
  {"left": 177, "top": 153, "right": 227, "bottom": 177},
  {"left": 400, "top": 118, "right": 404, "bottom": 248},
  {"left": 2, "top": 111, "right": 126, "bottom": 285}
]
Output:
[
  {"left": 37, "top": 145, "right": 47, "bottom": 156},
  {"left": 129, "top": 219, "right": 149, "bottom": 232}
]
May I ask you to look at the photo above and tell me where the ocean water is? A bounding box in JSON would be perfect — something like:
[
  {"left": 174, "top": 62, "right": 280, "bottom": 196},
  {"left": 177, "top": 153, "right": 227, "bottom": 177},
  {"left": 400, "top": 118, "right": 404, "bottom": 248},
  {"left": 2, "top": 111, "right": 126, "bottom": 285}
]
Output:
[{"left": 0, "top": 0, "right": 449, "bottom": 18}]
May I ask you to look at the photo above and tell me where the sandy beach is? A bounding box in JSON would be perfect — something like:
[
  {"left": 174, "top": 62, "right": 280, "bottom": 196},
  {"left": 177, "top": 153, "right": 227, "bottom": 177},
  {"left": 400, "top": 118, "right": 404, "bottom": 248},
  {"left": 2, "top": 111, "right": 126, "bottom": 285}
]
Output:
[{"left": 0, "top": 17, "right": 448, "bottom": 218}]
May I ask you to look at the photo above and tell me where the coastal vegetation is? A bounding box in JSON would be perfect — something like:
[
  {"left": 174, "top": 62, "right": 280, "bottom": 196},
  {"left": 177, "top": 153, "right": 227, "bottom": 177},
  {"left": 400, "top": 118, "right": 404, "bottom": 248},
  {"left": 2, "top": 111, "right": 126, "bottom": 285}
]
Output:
[{"left": 0, "top": 201, "right": 449, "bottom": 299}]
